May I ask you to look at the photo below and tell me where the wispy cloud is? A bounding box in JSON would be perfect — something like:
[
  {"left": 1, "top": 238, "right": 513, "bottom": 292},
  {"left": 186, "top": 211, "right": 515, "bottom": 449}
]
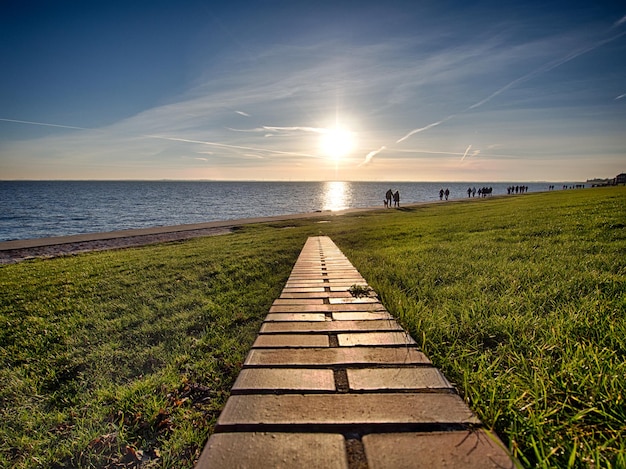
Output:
[
  {"left": 614, "top": 15, "right": 626, "bottom": 28},
  {"left": 226, "top": 127, "right": 266, "bottom": 133},
  {"left": 0, "top": 116, "right": 320, "bottom": 160},
  {"left": 263, "top": 126, "right": 326, "bottom": 134},
  {"left": 395, "top": 149, "right": 465, "bottom": 156},
  {"left": 146, "top": 135, "right": 321, "bottom": 158},
  {"left": 3, "top": 14, "right": 625, "bottom": 181},
  {"left": 387, "top": 24, "right": 626, "bottom": 150},
  {"left": 227, "top": 125, "right": 326, "bottom": 135},
  {"left": 467, "top": 30, "right": 626, "bottom": 112}
]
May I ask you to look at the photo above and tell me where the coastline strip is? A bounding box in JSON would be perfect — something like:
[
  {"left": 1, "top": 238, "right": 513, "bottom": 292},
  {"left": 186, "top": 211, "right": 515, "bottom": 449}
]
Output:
[{"left": 0, "top": 207, "right": 379, "bottom": 251}]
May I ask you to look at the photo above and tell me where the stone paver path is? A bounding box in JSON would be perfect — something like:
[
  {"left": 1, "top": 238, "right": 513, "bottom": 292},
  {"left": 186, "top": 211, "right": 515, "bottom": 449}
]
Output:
[{"left": 196, "top": 236, "right": 516, "bottom": 468}]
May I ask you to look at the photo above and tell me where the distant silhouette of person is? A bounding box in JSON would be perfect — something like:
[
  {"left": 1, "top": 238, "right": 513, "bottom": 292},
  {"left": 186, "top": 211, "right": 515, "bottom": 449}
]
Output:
[
  {"left": 439, "top": 189, "right": 444, "bottom": 200},
  {"left": 472, "top": 187, "right": 476, "bottom": 197},
  {"left": 467, "top": 187, "right": 472, "bottom": 198},
  {"left": 385, "top": 189, "right": 393, "bottom": 208},
  {"left": 444, "top": 188, "right": 449, "bottom": 200},
  {"left": 393, "top": 190, "right": 400, "bottom": 207}
]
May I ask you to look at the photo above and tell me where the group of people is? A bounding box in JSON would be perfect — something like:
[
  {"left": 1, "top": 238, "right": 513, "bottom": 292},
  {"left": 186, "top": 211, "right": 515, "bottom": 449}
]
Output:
[
  {"left": 464, "top": 186, "right": 493, "bottom": 197},
  {"left": 507, "top": 185, "right": 528, "bottom": 194},
  {"left": 384, "top": 184, "right": 541, "bottom": 207},
  {"left": 384, "top": 189, "right": 400, "bottom": 208}
]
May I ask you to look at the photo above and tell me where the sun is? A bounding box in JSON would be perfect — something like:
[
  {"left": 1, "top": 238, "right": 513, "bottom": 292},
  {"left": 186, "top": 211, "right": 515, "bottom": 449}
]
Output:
[{"left": 319, "top": 126, "right": 356, "bottom": 160}]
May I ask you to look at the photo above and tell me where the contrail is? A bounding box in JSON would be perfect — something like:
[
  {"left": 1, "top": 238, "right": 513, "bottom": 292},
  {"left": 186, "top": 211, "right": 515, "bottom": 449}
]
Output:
[
  {"left": 461, "top": 144, "right": 472, "bottom": 161},
  {"left": 396, "top": 117, "right": 454, "bottom": 144},
  {"left": 397, "top": 147, "right": 521, "bottom": 158},
  {"left": 0, "top": 118, "right": 87, "bottom": 130},
  {"left": 359, "top": 146, "right": 386, "bottom": 167}
]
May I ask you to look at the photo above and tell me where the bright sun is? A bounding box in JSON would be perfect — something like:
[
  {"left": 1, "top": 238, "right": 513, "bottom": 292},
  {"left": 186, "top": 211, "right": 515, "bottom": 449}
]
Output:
[{"left": 319, "top": 127, "right": 355, "bottom": 160}]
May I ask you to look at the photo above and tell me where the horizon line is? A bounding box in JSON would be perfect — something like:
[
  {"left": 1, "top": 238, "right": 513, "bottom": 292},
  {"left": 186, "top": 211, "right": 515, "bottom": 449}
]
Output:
[{"left": 0, "top": 178, "right": 597, "bottom": 184}]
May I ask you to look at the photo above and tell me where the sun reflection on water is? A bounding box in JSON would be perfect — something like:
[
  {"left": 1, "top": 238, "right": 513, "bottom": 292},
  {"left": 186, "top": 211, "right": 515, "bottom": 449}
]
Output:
[{"left": 322, "top": 181, "right": 352, "bottom": 211}]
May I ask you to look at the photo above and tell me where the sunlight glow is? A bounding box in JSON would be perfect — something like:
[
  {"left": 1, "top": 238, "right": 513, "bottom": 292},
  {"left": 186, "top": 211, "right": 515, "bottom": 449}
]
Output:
[
  {"left": 319, "top": 127, "right": 356, "bottom": 160},
  {"left": 322, "top": 181, "right": 351, "bottom": 211}
]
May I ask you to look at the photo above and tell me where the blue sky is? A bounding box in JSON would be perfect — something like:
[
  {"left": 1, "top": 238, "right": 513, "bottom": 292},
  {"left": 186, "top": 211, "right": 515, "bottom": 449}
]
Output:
[{"left": 1, "top": 0, "right": 625, "bottom": 181}]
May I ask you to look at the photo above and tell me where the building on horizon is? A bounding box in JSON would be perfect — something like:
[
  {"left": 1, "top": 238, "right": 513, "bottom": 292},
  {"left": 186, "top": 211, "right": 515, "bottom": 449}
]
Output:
[{"left": 587, "top": 173, "right": 626, "bottom": 187}]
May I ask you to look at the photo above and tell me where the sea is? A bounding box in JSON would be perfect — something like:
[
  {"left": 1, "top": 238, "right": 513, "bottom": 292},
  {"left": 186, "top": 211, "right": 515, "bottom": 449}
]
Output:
[{"left": 0, "top": 180, "right": 581, "bottom": 242}]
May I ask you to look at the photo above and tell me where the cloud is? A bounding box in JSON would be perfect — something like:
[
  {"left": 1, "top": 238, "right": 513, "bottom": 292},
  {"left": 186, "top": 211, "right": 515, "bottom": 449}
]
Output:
[
  {"left": 146, "top": 135, "right": 320, "bottom": 158},
  {"left": 616, "top": 93, "right": 626, "bottom": 100},
  {"left": 262, "top": 125, "right": 326, "bottom": 134},
  {"left": 227, "top": 125, "right": 326, "bottom": 136},
  {"left": 395, "top": 149, "right": 465, "bottom": 156},
  {"left": 614, "top": 15, "right": 626, "bottom": 28},
  {"left": 2, "top": 37, "right": 552, "bottom": 170},
  {"left": 467, "top": 29, "right": 626, "bottom": 112},
  {"left": 3, "top": 18, "right": 625, "bottom": 181},
  {"left": 392, "top": 24, "right": 626, "bottom": 146},
  {"left": 226, "top": 127, "right": 266, "bottom": 133}
]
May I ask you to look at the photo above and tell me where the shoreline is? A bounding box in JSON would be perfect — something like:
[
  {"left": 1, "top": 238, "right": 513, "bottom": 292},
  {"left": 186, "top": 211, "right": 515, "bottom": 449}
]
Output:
[
  {"left": 0, "top": 193, "right": 533, "bottom": 264},
  {"left": 0, "top": 205, "right": 392, "bottom": 264}
]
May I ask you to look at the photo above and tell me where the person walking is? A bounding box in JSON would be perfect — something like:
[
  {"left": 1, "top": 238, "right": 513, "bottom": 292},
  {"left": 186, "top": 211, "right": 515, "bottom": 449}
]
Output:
[
  {"left": 385, "top": 189, "right": 393, "bottom": 208},
  {"left": 444, "top": 188, "right": 449, "bottom": 200},
  {"left": 393, "top": 190, "right": 400, "bottom": 208}
]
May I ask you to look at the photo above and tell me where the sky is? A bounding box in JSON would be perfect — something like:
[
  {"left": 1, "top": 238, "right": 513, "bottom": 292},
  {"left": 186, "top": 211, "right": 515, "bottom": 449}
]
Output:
[{"left": 1, "top": 0, "right": 625, "bottom": 182}]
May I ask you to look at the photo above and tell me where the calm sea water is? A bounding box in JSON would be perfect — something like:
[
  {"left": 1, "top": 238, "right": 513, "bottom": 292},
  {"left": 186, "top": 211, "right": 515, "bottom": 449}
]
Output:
[{"left": 0, "top": 180, "right": 577, "bottom": 241}]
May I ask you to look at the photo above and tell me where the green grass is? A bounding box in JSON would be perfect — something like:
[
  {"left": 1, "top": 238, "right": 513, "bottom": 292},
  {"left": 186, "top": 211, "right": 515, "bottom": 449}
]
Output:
[
  {"left": 1, "top": 187, "right": 625, "bottom": 468},
  {"left": 0, "top": 231, "right": 308, "bottom": 468}
]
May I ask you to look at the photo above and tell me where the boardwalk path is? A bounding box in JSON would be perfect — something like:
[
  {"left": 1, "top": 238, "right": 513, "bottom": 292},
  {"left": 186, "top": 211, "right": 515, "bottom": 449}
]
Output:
[{"left": 196, "top": 236, "right": 515, "bottom": 468}]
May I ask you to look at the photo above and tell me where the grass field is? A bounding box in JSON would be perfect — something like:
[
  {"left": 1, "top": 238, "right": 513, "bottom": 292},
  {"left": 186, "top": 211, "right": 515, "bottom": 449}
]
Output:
[{"left": 1, "top": 187, "right": 624, "bottom": 468}]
